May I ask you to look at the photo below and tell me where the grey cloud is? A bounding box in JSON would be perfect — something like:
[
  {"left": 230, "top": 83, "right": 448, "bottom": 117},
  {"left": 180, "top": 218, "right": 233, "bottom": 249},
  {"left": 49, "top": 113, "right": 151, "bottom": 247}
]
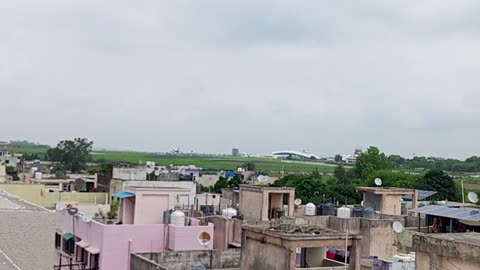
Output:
[{"left": 2, "top": 1, "right": 480, "bottom": 158}]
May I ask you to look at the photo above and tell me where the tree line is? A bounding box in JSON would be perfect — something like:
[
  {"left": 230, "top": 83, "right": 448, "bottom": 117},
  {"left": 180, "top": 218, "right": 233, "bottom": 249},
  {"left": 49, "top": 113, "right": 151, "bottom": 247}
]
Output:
[{"left": 273, "top": 146, "right": 460, "bottom": 205}]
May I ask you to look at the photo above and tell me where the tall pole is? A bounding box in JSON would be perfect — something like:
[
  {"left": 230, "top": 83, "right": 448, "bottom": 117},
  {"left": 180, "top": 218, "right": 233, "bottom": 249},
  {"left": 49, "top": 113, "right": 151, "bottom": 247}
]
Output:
[
  {"left": 344, "top": 221, "right": 348, "bottom": 270},
  {"left": 462, "top": 180, "right": 465, "bottom": 204}
]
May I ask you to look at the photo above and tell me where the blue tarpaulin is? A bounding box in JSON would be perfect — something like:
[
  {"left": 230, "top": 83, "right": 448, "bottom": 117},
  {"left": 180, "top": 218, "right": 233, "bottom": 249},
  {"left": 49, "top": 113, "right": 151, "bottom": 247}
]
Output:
[{"left": 112, "top": 192, "right": 135, "bottom": 199}]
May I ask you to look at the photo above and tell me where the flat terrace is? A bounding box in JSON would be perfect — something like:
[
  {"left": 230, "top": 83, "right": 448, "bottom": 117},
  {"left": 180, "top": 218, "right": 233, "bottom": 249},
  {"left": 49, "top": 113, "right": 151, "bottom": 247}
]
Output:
[{"left": 0, "top": 189, "right": 54, "bottom": 270}]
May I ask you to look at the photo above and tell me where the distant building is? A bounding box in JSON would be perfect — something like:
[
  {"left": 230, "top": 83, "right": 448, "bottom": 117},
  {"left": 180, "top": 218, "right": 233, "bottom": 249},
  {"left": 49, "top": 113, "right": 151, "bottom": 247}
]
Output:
[
  {"left": 0, "top": 150, "right": 19, "bottom": 169},
  {"left": 232, "top": 148, "right": 240, "bottom": 156},
  {"left": 272, "top": 150, "right": 320, "bottom": 160}
]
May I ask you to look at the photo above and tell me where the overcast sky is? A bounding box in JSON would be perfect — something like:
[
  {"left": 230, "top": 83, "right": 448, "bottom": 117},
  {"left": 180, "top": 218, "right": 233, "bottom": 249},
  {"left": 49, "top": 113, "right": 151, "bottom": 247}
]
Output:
[{"left": 2, "top": 1, "right": 480, "bottom": 159}]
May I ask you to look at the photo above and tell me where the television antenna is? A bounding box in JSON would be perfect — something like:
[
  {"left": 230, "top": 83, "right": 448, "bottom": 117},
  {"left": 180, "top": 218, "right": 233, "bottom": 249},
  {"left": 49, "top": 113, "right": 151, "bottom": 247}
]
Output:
[
  {"left": 294, "top": 199, "right": 302, "bottom": 206},
  {"left": 393, "top": 221, "right": 404, "bottom": 233},
  {"left": 374, "top": 178, "right": 382, "bottom": 186},
  {"left": 468, "top": 192, "right": 479, "bottom": 204}
]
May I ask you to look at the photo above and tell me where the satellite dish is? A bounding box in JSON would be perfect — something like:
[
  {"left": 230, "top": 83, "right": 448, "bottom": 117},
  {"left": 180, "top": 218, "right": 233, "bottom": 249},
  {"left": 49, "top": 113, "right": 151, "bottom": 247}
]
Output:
[
  {"left": 198, "top": 231, "right": 211, "bottom": 247},
  {"left": 361, "top": 200, "right": 364, "bottom": 206},
  {"left": 154, "top": 168, "right": 161, "bottom": 176},
  {"left": 294, "top": 199, "right": 302, "bottom": 206},
  {"left": 468, "top": 192, "right": 479, "bottom": 204},
  {"left": 374, "top": 178, "right": 382, "bottom": 186},
  {"left": 83, "top": 213, "right": 94, "bottom": 223},
  {"left": 56, "top": 202, "right": 66, "bottom": 211},
  {"left": 393, "top": 221, "right": 404, "bottom": 233}
]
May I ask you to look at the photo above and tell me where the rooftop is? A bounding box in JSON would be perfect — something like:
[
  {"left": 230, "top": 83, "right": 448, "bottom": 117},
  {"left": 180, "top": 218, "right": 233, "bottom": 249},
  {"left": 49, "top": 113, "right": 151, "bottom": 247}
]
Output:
[
  {"left": 356, "top": 187, "right": 415, "bottom": 195},
  {"left": 424, "top": 232, "right": 480, "bottom": 247},
  {"left": 239, "top": 184, "right": 295, "bottom": 192},
  {"left": 243, "top": 223, "right": 361, "bottom": 241},
  {"left": 410, "top": 205, "right": 480, "bottom": 222}
]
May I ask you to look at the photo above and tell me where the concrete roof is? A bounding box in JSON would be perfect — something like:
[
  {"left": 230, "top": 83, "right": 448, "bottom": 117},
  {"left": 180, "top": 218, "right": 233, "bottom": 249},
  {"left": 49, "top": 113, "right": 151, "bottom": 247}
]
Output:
[
  {"left": 420, "top": 232, "right": 480, "bottom": 247},
  {"left": 239, "top": 184, "right": 295, "bottom": 192},
  {"left": 413, "top": 233, "right": 480, "bottom": 263},
  {"left": 243, "top": 224, "right": 361, "bottom": 241},
  {"left": 356, "top": 187, "right": 415, "bottom": 195}
]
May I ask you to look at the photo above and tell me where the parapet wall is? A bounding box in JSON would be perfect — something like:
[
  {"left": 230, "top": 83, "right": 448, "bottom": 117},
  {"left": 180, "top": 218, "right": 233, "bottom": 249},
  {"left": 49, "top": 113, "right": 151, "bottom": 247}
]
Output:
[{"left": 132, "top": 249, "right": 241, "bottom": 270}]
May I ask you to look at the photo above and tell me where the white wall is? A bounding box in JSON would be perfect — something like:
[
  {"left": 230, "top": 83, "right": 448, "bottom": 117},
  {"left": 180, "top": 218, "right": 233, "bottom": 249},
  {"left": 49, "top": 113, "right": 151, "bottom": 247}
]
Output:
[{"left": 112, "top": 168, "right": 147, "bottom": 180}]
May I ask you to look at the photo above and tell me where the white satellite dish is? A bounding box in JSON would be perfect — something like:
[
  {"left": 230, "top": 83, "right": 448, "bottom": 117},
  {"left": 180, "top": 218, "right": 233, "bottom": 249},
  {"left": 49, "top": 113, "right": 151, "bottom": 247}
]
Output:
[
  {"left": 56, "top": 202, "right": 66, "bottom": 211},
  {"left": 468, "top": 192, "right": 479, "bottom": 204},
  {"left": 154, "top": 168, "right": 161, "bottom": 176},
  {"left": 374, "top": 178, "right": 383, "bottom": 186},
  {"left": 393, "top": 221, "right": 404, "bottom": 233},
  {"left": 361, "top": 200, "right": 364, "bottom": 206},
  {"left": 294, "top": 198, "right": 302, "bottom": 206},
  {"left": 83, "top": 213, "right": 94, "bottom": 223}
]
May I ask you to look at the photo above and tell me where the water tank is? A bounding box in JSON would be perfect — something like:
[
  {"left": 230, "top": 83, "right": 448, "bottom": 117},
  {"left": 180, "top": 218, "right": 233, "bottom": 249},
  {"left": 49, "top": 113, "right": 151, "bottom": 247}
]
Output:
[
  {"left": 222, "top": 207, "right": 238, "bottom": 219},
  {"left": 305, "top": 203, "right": 316, "bottom": 216},
  {"left": 200, "top": 205, "right": 214, "bottom": 215},
  {"left": 196, "top": 184, "right": 202, "bottom": 194},
  {"left": 337, "top": 206, "right": 351, "bottom": 219},
  {"left": 316, "top": 204, "right": 323, "bottom": 215},
  {"left": 34, "top": 172, "right": 42, "bottom": 180},
  {"left": 170, "top": 210, "right": 186, "bottom": 226},
  {"left": 352, "top": 208, "right": 363, "bottom": 217},
  {"left": 363, "top": 207, "right": 375, "bottom": 219},
  {"left": 322, "top": 203, "right": 337, "bottom": 216}
]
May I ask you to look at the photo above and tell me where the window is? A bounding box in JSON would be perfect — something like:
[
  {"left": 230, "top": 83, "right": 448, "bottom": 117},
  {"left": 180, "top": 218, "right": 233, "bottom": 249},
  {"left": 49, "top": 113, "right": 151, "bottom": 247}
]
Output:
[
  {"left": 4, "top": 160, "right": 9, "bottom": 164},
  {"left": 55, "top": 233, "right": 61, "bottom": 249},
  {"left": 76, "top": 246, "right": 87, "bottom": 264},
  {"left": 89, "top": 254, "right": 99, "bottom": 270},
  {"left": 63, "top": 239, "right": 74, "bottom": 255}
]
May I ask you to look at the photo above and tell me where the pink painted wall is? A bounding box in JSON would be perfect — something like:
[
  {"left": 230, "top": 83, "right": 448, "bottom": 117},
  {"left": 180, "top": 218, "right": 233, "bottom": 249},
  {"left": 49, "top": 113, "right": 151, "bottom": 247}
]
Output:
[
  {"left": 101, "top": 224, "right": 165, "bottom": 270},
  {"left": 55, "top": 211, "right": 166, "bottom": 270},
  {"left": 168, "top": 223, "right": 214, "bottom": 251}
]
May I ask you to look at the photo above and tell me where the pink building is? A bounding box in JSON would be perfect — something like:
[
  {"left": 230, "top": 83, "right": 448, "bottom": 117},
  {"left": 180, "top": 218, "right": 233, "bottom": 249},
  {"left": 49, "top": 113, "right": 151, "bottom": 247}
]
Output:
[{"left": 54, "top": 186, "right": 214, "bottom": 270}]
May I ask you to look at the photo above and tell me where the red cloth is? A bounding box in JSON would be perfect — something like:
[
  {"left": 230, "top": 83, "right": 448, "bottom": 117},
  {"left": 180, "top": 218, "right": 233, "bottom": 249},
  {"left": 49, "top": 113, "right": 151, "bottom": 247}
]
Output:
[{"left": 326, "top": 251, "right": 335, "bottom": 260}]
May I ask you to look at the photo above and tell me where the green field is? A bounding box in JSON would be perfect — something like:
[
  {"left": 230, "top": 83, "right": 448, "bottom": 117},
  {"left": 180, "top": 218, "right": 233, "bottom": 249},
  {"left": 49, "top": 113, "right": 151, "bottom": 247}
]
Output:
[{"left": 7, "top": 146, "right": 337, "bottom": 173}]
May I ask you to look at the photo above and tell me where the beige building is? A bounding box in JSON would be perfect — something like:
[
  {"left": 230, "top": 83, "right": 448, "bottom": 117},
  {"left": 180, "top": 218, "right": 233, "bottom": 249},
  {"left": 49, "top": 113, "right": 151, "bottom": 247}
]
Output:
[
  {"left": 239, "top": 185, "right": 295, "bottom": 221},
  {"left": 414, "top": 233, "right": 480, "bottom": 270},
  {"left": 241, "top": 223, "right": 362, "bottom": 270},
  {"left": 356, "top": 187, "right": 417, "bottom": 216}
]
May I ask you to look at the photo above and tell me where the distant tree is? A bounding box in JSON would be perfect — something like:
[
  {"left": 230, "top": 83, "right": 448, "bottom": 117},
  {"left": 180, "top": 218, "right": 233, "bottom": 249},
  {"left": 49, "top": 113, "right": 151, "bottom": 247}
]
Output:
[
  {"left": 47, "top": 138, "right": 93, "bottom": 173},
  {"left": 241, "top": 161, "right": 256, "bottom": 171},
  {"left": 228, "top": 175, "right": 242, "bottom": 188},
  {"left": 212, "top": 176, "right": 229, "bottom": 193},
  {"left": 310, "top": 168, "right": 322, "bottom": 179},
  {"left": 334, "top": 164, "right": 348, "bottom": 185},
  {"left": 50, "top": 164, "right": 67, "bottom": 175},
  {"left": 388, "top": 155, "right": 405, "bottom": 168},
  {"left": 365, "top": 169, "right": 421, "bottom": 188},
  {"left": 5, "top": 166, "right": 15, "bottom": 174},
  {"left": 334, "top": 154, "right": 343, "bottom": 163},
  {"left": 295, "top": 177, "right": 326, "bottom": 204},
  {"left": 354, "top": 146, "right": 391, "bottom": 180},
  {"left": 418, "top": 170, "right": 458, "bottom": 201},
  {"left": 86, "top": 162, "right": 111, "bottom": 175}
]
